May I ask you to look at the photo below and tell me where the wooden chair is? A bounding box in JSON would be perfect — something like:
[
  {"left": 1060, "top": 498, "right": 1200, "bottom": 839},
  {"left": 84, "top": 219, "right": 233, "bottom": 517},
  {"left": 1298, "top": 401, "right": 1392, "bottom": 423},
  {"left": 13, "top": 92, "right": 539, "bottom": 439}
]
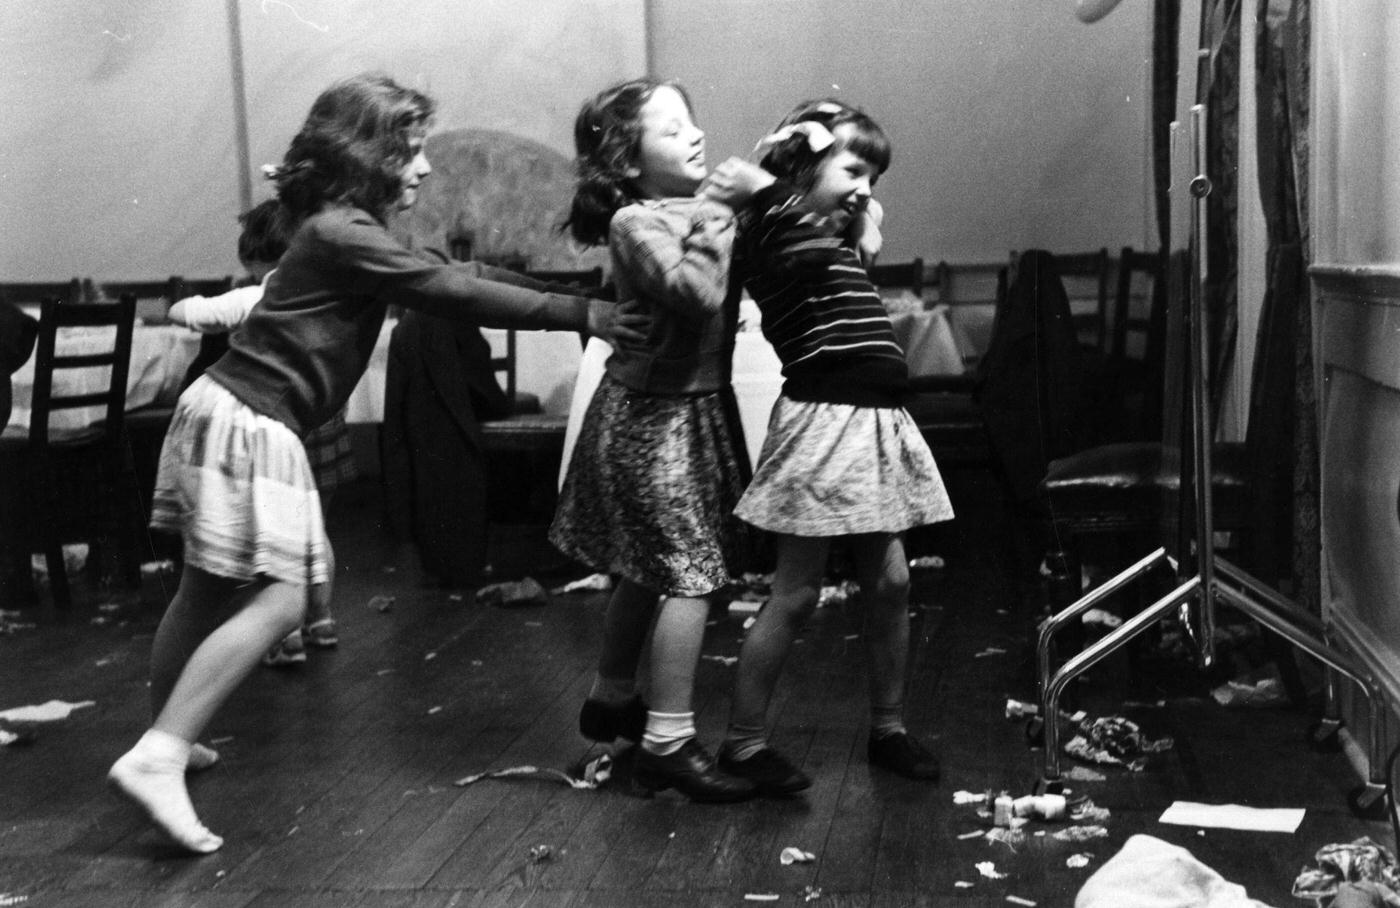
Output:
[
  {"left": 91, "top": 276, "right": 235, "bottom": 534},
  {"left": 0, "top": 295, "right": 143, "bottom": 607},
  {"left": 1108, "top": 247, "right": 1168, "bottom": 440},
  {"left": 487, "top": 267, "right": 602, "bottom": 414},
  {"left": 869, "top": 258, "right": 925, "bottom": 300},
  {"left": 1037, "top": 249, "right": 1307, "bottom": 702},
  {"left": 481, "top": 268, "right": 602, "bottom": 532},
  {"left": 1047, "top": 247, "right": 1112, "bottom": 355}
]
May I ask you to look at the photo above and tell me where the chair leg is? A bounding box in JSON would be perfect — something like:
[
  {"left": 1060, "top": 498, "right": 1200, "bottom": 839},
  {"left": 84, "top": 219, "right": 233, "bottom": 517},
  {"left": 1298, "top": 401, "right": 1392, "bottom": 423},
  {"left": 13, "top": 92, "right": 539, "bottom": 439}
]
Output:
[{"left": 44, "top": 542, "right": 70, "bottom": 608}]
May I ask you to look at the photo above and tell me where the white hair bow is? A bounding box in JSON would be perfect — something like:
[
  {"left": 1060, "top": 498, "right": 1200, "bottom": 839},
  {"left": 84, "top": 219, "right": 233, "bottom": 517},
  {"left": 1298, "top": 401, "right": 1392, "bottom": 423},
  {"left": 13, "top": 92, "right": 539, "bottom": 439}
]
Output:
[{"left": 753, "top": 120, "right": 836, "bottom": 157}]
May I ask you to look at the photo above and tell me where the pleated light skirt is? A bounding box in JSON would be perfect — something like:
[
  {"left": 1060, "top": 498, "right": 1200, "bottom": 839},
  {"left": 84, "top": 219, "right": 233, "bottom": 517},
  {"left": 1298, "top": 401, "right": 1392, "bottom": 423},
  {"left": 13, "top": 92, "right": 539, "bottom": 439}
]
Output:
[{"left": 150, "top": 375, "right": 330, "bottom": 587}]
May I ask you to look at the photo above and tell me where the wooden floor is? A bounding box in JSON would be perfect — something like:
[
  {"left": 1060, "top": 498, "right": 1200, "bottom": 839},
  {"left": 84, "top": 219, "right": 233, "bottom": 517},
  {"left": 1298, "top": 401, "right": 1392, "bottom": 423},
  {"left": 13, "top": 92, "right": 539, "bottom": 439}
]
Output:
[{"left": 0, "top": 468, "right": 1393, "bottom": 907}]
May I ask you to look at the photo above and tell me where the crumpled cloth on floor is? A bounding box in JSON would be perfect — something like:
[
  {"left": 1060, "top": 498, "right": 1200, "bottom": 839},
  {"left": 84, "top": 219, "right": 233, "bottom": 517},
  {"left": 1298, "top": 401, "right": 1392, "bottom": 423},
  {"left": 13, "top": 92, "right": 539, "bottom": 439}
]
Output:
[
  {"left": 1064, "top": 715, "right": 1174, "bottom": 771},
  {"left": 1075, "top": 834, "right": 1277, "bottom": 907},
  {"left": 1292, "top": 838, "right": 1400, "bottom": 905}
]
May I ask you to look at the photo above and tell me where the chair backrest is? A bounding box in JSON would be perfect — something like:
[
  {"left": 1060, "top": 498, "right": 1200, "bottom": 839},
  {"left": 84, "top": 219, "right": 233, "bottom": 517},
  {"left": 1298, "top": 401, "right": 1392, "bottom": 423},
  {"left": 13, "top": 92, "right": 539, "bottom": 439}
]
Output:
[
  {"left": 487, "top": 268, "right": 605, "bottom": 410},
  {"left": 868, "top": 258, "right": 925, "bottom": 300},
  {"left": 172, "top": 275, "right": 236, "bottom": 301},
  {"left": 1111, "top": 247, "right": 1166, "bottom": 363},
  {"left": 27, "top": 296, "right": 136, "bottom": 448},
  {"left": 1018, "top": 248, "right": 1110, "bottom": 354},
  {"left": 0, "top": 279, "right": 84, "bottom": 308}
]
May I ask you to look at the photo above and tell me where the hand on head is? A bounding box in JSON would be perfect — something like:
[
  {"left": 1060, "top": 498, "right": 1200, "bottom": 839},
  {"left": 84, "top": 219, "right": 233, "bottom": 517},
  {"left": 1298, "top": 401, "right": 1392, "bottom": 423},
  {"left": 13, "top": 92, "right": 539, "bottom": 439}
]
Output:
[
  {"left": 852, "top": 198, "right": 884, "bottom": 267},
  {"left": 701, "top": 158, "right": 775, "bottom": 209}
]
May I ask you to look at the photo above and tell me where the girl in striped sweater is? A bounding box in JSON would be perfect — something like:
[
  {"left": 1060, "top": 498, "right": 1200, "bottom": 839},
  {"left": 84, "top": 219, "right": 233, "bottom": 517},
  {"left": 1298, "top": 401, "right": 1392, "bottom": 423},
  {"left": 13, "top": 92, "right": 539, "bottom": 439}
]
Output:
[{"left": 703, "top": 99, "right": 953, "bottom": 792}]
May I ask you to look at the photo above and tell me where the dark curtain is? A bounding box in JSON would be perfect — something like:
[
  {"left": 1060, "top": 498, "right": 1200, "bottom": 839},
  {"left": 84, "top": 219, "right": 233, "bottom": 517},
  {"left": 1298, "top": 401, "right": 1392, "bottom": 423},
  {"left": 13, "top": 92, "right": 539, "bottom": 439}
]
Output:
[
  {"left": 1199, "top": 0, "right": 1242, "bottom": 429},
  {"left": 1252, "top": 0, "right": 1316, "bottom": 604},
  {"left": 1152, "top": 0, "right": 1181, "bottom": 254}
]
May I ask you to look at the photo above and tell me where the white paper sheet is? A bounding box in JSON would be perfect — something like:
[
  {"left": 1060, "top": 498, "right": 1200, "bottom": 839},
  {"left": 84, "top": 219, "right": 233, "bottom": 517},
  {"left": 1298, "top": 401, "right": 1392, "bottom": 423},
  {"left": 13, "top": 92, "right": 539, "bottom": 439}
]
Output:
[{"left": 1158, "top": 801, "right": 1305, "bottom": 833}]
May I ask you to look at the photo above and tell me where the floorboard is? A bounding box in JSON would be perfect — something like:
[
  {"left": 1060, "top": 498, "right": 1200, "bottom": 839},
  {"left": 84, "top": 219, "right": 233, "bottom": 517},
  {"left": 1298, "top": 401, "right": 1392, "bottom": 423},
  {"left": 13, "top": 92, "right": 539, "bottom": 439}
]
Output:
[{"left": 0, "top": 471, "right": 1394, "bottom": 907}]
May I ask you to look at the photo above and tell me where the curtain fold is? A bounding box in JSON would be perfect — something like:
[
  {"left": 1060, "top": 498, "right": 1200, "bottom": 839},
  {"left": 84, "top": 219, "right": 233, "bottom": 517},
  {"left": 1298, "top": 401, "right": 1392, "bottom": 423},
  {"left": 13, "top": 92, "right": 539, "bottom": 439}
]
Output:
[
  {"left": 1199, "top": 0, "right": 1242, "bottom": 430},
  {"left": 1252, "top": 0, "right": 1316, "bottom": 604}
]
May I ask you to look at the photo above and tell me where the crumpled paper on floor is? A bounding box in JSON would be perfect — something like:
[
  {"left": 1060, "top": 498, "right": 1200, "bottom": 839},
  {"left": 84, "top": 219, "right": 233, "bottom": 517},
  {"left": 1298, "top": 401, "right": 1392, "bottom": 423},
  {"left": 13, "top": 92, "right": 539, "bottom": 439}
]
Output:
[
  {"left": 455, "top": 753, "right": 612, "bottom": 790},
  {"left": 1075, "top": 833, "right": 1277, "bottom": 907},
  {"left": 476, "top": 577, "right": 548, "bottom": 608},
  {"left": 780, "top": 846, "right": 815, "bottom": 865},
  {"left": 1064, "top": 715, "right": 1173, "bottom": 771},
  {"left": 0, "top": 700, "right": 95, "bottom": 723},
  {"left": 1292, "top": 838, "right": 1400, "bottom": 904},
  {"left": 552, "top": 573, "right": 612, "bottom": 594}
]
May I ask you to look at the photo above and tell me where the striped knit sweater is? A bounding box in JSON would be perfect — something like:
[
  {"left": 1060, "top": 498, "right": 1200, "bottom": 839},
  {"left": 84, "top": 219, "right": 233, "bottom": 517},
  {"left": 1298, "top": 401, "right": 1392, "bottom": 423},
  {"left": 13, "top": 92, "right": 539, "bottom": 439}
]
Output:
[{"left": 735, "top": 183, "right": 908, "bottom": 407}]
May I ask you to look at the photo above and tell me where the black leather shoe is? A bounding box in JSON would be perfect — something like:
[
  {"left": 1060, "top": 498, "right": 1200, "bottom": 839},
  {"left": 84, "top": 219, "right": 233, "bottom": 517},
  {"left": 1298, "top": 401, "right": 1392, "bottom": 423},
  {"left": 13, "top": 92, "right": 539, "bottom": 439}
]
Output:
[
  {"left": 867, "top": 731, "right": 940, "bottom": 781},
  {"left": 633, "top": 739, "right": 758, "bottom": 802},
  {"left": 718, "top": 745, "right": 812, "bottom": 795},
  {"left": 579, "top": 697, "right": 647, "bottom": 742}
]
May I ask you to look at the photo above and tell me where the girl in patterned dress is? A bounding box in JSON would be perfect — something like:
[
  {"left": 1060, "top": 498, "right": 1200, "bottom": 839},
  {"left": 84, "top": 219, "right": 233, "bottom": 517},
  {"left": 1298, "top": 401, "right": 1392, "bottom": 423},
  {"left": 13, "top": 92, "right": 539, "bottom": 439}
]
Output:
[
  {"left": 107, "top": 73, "right": 643, "bottom": 853},
  {"left": 550, "top": 78, "right": 756, "bottom": 802},
  {"left": 703, "top": 99, "right": 954, "bottom": 792}
]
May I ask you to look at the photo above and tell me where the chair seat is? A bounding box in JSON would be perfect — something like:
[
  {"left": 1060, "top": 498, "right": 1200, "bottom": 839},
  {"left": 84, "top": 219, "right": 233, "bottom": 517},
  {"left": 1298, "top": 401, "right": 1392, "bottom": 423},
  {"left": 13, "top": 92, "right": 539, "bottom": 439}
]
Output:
[
  {"left": 481, "top": 413, "right": 568, "bottom": 453},
  {"left": 904, "top": 388, "right": 992, "bottom": 467},
  {"left": 1040, "top": 440, "right": 1249, "bottom": 525}
]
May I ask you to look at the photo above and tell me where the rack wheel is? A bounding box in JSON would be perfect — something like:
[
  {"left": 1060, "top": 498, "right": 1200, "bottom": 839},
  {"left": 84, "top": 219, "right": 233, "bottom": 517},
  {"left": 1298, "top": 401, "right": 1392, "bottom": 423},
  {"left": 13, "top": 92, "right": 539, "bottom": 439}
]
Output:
[
  {"left": 1307, "top": 718, "right": 1343, "bottom": 753},
  {"left": 1347, "top": 783, "right": 1389, "bottom": 821},
  {"left": 1024, "top": 717, "right": 1045, "bottom": 748}
]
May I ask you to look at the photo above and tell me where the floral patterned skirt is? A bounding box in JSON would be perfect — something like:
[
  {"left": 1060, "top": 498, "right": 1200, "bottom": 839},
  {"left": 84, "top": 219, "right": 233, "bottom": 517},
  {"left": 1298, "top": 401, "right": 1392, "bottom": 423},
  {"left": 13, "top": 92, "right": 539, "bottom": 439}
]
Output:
[{"left": 550, "top": 375, "right": 753, "bottom": 597}]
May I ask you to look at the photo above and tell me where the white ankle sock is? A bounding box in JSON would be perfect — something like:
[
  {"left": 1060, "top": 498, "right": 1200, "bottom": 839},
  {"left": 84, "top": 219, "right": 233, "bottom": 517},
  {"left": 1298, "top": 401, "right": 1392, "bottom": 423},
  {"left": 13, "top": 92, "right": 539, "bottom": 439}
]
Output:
[
  {"left": 642, "top": 711, "right": 695, "bottom": 756},
  {"left": 108, "top": 729, "right": 222, "bottom": 854}
]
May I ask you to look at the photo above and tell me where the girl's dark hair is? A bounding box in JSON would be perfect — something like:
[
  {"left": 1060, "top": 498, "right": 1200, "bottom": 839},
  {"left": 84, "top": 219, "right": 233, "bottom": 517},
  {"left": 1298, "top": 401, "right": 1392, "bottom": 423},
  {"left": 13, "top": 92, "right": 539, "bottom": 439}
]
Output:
[
  {"left": 758, "top": 98, "right": 891, "bottom": 192},
  {"left": 236, "top": 198, "right": 289, "bottom": 264},
  {"left": 267, "top": 72, "right": 435, "bottom": 225},
  {"left": 564, "top": 77, "right": 694, "bottom": 247}
]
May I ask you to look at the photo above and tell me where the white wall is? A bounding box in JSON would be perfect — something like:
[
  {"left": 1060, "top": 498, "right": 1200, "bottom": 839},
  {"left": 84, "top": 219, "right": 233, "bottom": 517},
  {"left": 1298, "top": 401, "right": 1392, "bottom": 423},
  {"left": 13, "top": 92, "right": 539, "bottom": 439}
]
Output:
[
  {"left": 0, "top": 0, "right": 646, "bottom": 282},
  {"left": 651, "top": 0, "right": 1155, "bottom": 264}
]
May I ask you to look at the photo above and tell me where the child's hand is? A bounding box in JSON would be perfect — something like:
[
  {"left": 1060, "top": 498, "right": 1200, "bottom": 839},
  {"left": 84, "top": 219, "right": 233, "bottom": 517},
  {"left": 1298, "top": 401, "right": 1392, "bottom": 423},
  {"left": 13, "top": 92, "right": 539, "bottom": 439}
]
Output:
[
  {"left": 586, "top": 297, "right": 651, "bottom": 350},
  {"left": 702, "top": 157, "right": 775, "bottom": 209},
  {"left": 167, "top": 300, "right": 190, "bottom": 327},
  {"left": 852, "top": 198, "right": 884, "bottom": 268}
]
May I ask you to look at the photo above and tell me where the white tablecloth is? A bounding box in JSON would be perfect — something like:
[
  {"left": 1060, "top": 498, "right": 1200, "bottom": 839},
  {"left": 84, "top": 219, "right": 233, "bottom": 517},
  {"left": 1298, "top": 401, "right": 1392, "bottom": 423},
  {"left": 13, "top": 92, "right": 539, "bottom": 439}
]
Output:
[
  {"left": 343, "top": 318, "right": 584, "bottom": 424},
  {"left": 556, "top": 305, "right": 967, "bottom": 489},
  {"left": 6, "top": 321, "right": 202, "bottom": 432}
]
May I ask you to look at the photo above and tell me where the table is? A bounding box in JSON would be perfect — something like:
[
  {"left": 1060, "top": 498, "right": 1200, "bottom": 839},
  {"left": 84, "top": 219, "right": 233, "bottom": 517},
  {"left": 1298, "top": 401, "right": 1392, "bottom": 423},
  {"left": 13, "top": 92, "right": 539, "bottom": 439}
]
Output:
[
  {"left": 557, "top": 303, "right": 968, "bottom": 487},
  {"left": 6, "top": 321, "right": 202, "bottom": 433}
]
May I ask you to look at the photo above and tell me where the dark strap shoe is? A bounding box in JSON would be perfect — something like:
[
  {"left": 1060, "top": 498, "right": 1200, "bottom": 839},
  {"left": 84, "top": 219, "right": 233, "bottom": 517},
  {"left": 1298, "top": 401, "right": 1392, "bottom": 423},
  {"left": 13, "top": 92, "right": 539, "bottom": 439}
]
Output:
[
  {"left": 633, "top": 739, "right": 758, "bottom": 802},
  {"left": 867, "top": 730, "right": 941, "bottom": 781},
  {"left": 718, "top": 745, "right": 812, "bottom": 795},
  {"left": 579, "top": 697, "right": 647, "bottom": 742}
]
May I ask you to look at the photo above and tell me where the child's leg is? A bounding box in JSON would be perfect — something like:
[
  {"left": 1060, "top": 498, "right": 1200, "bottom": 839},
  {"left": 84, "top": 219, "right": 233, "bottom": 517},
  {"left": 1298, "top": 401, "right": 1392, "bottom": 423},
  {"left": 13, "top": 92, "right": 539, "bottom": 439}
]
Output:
[
  {"left": 110, "top": 573, "right": 305, "bottom": 852},
  {"left": 715, "top": 535, "right": 827, "bottom": 795},
  {"left": 727, "top": 534, "right": 829, "bottom": 749},
  {"left": 849, "top": 533, "right": 912, "bottom": 734},
  {"left": 849, "top": 532, "right": 939, "bottom": 781},
  {"left": 303, "top": 532, "right": 337, "bottom": 647},
  {"left": 579, "top": 578, "right": 655, "bottom": 742},
  {"left": 632, "top": 594, "right": 755, "bottom": 802},
  {"left": 148, "top": 565, "right": 248, "bottom": 770}
]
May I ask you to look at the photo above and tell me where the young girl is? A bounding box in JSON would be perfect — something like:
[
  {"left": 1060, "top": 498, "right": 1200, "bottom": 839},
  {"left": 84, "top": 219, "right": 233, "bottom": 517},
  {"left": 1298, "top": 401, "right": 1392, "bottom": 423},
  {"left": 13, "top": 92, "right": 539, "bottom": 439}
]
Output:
[
  {"left": 549, "top": 78, "right": 756, "bottom": 802},
  {"left": 108, "top": 72, "right": 642, "bottom": 853},
  {"left": 168, "top": 198, "right": 353, "bottom": 666},
  {"left": 703, "top": 99, "right": 954, "bottom": 789}
]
